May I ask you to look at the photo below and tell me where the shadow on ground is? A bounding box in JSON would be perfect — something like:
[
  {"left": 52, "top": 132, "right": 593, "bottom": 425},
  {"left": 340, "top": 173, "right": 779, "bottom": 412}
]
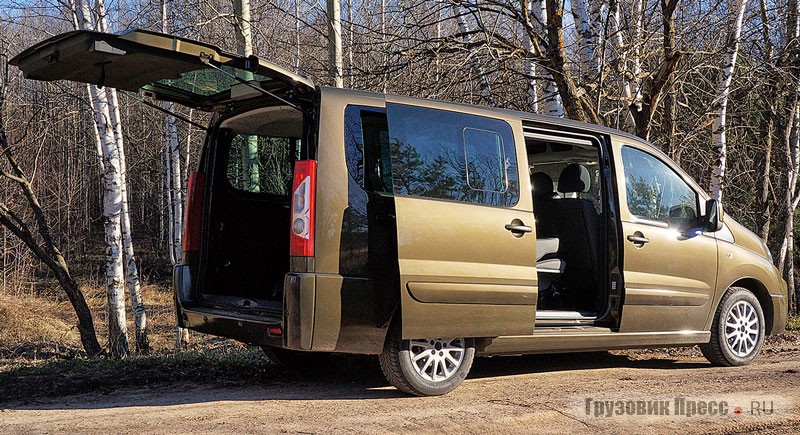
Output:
[{"left": 0, "top": 347, "right": 711, "bottom": 410}]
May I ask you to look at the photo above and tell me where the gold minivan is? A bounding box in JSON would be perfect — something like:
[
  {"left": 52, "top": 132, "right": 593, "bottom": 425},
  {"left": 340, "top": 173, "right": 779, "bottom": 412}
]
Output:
[{"left": 13, "top": 30, "right": 788, "bottom": 396}]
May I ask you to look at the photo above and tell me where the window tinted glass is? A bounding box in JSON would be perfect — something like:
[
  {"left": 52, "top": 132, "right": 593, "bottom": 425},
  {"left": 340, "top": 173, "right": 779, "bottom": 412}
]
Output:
[
  {"left": 386, "top": 103, "right": 518, "bottom": 206},
  {"left": 622, "top": 146, "right": 698, "bottom": 226},
  {"left": 464, "top": 128, "right": 507, "bottom": 192},
  {"left": 226, "top": 134, "right": 297, "bottom": 195},
  {"left": 344, "top": 106, "right": 392, "bottom": 193}
]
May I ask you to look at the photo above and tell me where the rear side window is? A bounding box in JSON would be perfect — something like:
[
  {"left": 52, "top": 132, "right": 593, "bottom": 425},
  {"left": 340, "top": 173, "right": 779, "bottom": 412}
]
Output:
[
  {"left": 344, "top": 106, "right": 393, "bottom": 193},
  {"left": 621, "top": 146, "right": 698, "bottom": 227},
  {"left": 386, "top": 103, "right": 518, "bottom": 206},
  {"left": 225, "top": 133, "right": 299, "bottom": 195}
]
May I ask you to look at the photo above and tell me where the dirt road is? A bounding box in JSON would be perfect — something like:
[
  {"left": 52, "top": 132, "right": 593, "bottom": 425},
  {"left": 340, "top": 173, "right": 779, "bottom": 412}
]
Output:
[{"left": 2, "top": 341, "right": 799, "bottom": 434}]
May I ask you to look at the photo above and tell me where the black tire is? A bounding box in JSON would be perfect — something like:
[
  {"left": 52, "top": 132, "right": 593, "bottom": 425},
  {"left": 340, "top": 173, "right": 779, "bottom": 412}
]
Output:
[
  {"left": 261, "top": 346, "right": 331, "bottom": 372},
  {"left": 700, "top": 287, "right": 765, "bottom": 366},
  {"left": 379, "top": 323, "right": 475, "bottom": 396}
]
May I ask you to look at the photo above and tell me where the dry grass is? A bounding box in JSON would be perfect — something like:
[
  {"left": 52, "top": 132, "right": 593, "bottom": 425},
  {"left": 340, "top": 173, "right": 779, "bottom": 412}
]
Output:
[
  {"left": 0, "top": 279, "right": 799, "bottom": 403},
  {"left": 0, "top": 279, "right": 220, "bottom": 363}
]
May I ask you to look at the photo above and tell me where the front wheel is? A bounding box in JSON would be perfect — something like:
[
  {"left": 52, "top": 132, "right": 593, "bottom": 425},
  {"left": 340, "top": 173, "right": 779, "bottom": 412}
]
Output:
[
  {"left": 700, "top": 287, "right": 765, "bottom": 366},
  {"left": 379, "top": 323, "right": 475, "bottom": 396}
]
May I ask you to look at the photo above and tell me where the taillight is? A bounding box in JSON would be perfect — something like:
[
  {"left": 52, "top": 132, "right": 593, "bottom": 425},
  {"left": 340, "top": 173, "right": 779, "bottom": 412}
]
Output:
[
  {"left": 183, "top": 172, "right": 206, "bottom": 253},
  {"left": 290, "top": 160, "right": 317, "bottom": 257}
]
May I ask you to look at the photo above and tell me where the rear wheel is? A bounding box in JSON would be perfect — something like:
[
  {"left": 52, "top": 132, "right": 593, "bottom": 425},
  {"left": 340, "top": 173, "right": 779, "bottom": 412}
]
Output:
[
  {"left": 700, "top": 287, "right": 765, "bottom": 366},
  {"left": 379, "top": 323, "right": 474, "bottom": 396}
]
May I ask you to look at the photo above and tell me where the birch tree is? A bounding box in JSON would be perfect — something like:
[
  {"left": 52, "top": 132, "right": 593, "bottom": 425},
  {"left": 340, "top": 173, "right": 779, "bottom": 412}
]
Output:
[
  {"left": 570, "top": 0, "right": 599, "bottom": 77},
  {"left": 776, "top": 0, "right": 800, "bottom": 312},
  {"left": 162, "top": 0, "right": 190, "bottom": 348},
  {"left": 96, "top": 0, "right": 149, "bottom": 353},
  {"left": 454, "top": 6, "right": 495, "bottom": 105},
  {"left": 328, "top": 0, "right": 344, "bottom": 87},
  {"left": 71, "top": 0, "right": 139, "bottom": 357},
  {"left": 710, "top": 0, "right": 749, "bottom": 202},
  {"left": 525, "top": 0, "right": 564, "bottom": 116}
]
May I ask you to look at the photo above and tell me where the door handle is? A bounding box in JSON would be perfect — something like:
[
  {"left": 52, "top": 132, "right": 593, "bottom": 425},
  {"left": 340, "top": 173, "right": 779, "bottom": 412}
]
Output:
[
  {"left": 627, "top": 234, "right": 650, "bottom": 245},
  {"left": 505, "top": 224, "right": 533, "bottom": 234}
]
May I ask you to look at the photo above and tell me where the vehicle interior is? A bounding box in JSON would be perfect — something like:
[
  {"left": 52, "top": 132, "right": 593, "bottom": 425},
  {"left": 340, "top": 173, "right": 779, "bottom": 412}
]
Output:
[
  {"left": 198, "top": 105, "right": 305, "bottom": 312},
  {"left": 527, "top": 137, "right": 607, "bottom": 321}
]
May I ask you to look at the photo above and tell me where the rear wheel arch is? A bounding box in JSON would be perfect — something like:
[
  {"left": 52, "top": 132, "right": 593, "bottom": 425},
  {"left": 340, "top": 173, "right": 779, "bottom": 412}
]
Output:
[{"left": 729, "top": 278, "right": 774, "bottom": 335}]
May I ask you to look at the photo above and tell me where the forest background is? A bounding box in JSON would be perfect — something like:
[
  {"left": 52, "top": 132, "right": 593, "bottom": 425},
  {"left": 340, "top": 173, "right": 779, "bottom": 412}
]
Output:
[{"left": 0, "top": 0, "right": 798, "bottom": 357}]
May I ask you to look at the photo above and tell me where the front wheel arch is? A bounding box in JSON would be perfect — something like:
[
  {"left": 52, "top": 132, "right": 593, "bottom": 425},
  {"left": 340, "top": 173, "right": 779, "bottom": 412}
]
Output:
[
  {"left": 728, "top": 278, "right": 774, "bottom": 335},
  {"left": 701, "top": 287, "right": 766, "bottom": 366}
]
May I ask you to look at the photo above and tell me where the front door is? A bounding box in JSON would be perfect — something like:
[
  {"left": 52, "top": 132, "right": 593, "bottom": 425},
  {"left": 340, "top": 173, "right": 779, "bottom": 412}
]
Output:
[
  {"left": 384, "top": 97, "right": 538, "bottom": 339},
  {"left": 617, "top": 144, "right": 718, "bottom": 332}
]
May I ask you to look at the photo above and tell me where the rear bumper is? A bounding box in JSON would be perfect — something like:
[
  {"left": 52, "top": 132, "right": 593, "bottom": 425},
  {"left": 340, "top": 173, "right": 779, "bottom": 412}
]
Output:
[
  {"left": 173, "top": 265, "right": 315, "bottom": 349},
  {"left": 181, "top": 306, "right": 283, "bottom": 347}
]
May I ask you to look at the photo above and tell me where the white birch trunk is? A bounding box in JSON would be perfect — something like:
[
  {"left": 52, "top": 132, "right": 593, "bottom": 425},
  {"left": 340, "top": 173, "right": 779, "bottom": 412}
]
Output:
[
  {"left": 532, "top": 0, "right": 564, "bottom": 116},
  {"left": 630, "top": 0, "right": 644, "bottom": 113},
  {"left": 710, "top": 0, "right": 749, "bottom": 202},
  {"left": 779, "top": 105, "right": 800, "bottom": 271},
  {"left": 347, "top": 0, "right": 354, "bottom": 87},
  {"left": 328, "top": 0, "right": 344, "bottom": 88},
  {"left": 96, "top": 0, "right": 148, "bottom": 353},
  {"left": 523, "top": 0, "right": 539, "bottom": 113},
  {"left": 608, "top": 0, "right": 635, "bottom": 130},
  {"left": 233, "top": 0, "right": 253, "bottom": 58},
  {"left": 183, "top": 109, "right": 193, "bottom": 192},
  {"left": 72, "top": 0, "right": 129, "bottom": 357},
  {"left": 162, "top": 0, "right": 190, "bottom": 348},
  {"left": 164, "top": 126, "right": 176, "bottom": 266},
  {"left": 163, "top": 105, "right": 183, "bottom": 266},
  {"left": 455, "top": 6, "right": 495, "bottom": 106},
  {"left": 570, "top": 0, "right": 599, "bottom": 76}
]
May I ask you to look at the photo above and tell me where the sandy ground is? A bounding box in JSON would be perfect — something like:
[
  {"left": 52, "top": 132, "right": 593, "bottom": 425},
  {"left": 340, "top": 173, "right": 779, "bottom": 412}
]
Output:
[{"left": 1, "top": 343, "right": 799, "bottom": 434}]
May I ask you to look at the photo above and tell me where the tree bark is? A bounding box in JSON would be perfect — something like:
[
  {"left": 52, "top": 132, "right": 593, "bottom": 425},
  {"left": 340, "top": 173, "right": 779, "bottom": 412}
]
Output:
[
  {"left": 710, "top": 0, "right": 749, "bottom": 202},
  {"left": 327, "top": 0, "right": 344, "bottom": 87},
  {"left": 455, "top": 6, "right": 495, "bottom": 106},
  {"left": 543, "top": 0, "right": 598, "bottom": 123},
  {"left": 73, "top": 0, "right": 130, "bottom": 357},
  {"left": 756, "top": 0, "right": 775, "bottom": 243},
  {"left": 570, "top": 0, "right": 599, "bottom": 77},
  {"left": 95, "top": 0, "right": 148, "bottom": 353},
  {"left": 0, "top": 65, "right": 101, "bottom": 356},
  {"left": 527, "top": 0, "right": 564, "bottom": 116}
]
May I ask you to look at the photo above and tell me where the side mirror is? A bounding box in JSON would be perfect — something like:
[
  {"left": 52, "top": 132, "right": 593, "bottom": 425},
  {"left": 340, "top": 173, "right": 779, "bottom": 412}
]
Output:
[{"left": 705, "top": 199, "right": 723, "bottom": 232}]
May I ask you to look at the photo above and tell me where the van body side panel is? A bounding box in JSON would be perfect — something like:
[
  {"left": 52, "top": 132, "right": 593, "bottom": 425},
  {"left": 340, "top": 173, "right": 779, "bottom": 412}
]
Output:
[
  {"left": 712, "top": 239, "right": 788, "bottom": 334},
  {"left": 310, "top": 88, "right": 396, "bottom": 355},
  {"left": 385, "top": 96, "right": 537, "bottom": 340}
]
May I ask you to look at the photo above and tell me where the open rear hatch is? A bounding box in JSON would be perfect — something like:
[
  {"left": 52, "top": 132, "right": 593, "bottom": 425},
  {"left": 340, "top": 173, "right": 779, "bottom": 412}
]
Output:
[
  {"left": 12, "top": 30, "right": 318, "bottom": 315},
  {"left": 10, "top": 29, "right": 315, "bottom": 111}
]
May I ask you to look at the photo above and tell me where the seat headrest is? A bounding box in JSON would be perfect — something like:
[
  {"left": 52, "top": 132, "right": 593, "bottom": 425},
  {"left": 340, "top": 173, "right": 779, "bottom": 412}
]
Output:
[
  {"left": 557, "top": 164, "right": 591, "bottom": 193},
  {"left": 531, "top": 172, "right": 555, "bottom": 198}
]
